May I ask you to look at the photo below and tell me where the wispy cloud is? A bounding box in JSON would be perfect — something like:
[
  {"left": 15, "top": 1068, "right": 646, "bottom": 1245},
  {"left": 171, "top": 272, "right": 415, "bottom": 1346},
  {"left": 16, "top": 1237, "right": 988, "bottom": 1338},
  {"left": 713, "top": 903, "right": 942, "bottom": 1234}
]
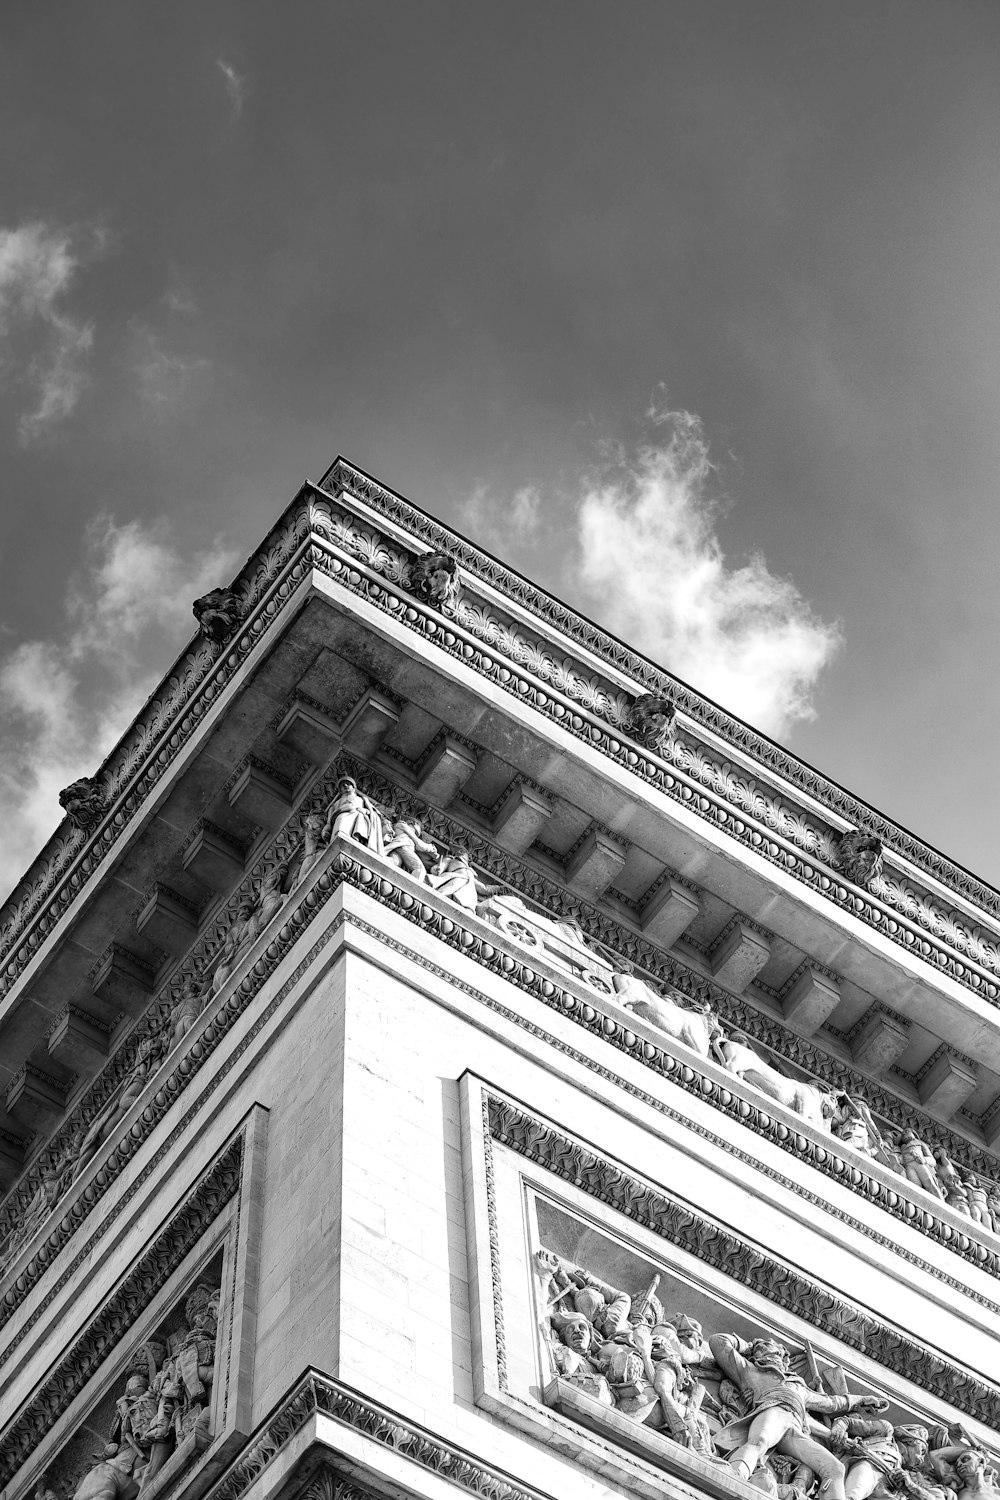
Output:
[
  {"left": 216, "top": 58, "right": 246, "bottom": 117},
  {"left": 131, "top": 323, "right": 210, "bottom": 409},
  {"left": 572, "top": 403, "right": 841, "bottom": 738},
  {"left": 0, "top": 517, "right": 236, "bottom": 900},
  {"left": 460, "top": 482, "right": 542, "bottom": 550},
  {"left": 0, "top": 222, "right": 102, "bottom": 441}
]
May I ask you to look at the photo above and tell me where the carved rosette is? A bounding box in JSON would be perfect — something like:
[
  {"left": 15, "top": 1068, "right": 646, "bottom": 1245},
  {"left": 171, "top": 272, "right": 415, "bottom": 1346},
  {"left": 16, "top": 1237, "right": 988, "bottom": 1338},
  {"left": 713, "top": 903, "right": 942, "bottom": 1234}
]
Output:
[
  {"left": 626, "top": 693, "right": 676, "bottom": 754},
  {"left": 835, "top": 829, "right": 884, "bottom": 888},
  {"left": 407, "top": 551, "right": 461, "bottom": 613},
  {"left": 57, "top": 776, "right": 107, "bottom": 833},
  {"left": 192, "top": 587, "right": 243, "bottom": 644}
]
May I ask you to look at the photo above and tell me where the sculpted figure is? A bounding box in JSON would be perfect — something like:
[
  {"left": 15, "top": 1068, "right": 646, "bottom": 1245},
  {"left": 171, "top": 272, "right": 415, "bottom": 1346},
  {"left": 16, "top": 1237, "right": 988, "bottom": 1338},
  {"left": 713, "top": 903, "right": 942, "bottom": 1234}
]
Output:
[
  {"left": 626, "top": 693, "right": 676, "bottom": 755},
  {"left": 166, "top": 961, "right": 210, "bottom": 1051},
  {"left": 323, "top": 777, "right": 386, "bottom": 854},
  {"left": 72, "top": 1033, "right": 163, "bottom": 1183},
  {"left": 709, "top": 1333, "right": 887, "bottom": 1497},
  {"left": 383, "top": 818, "right": 441, "bottom": 881},
  {"left": 550, "top": 1314, "right": 614, "bottom": 1405},
  {"left": 715, "top": 1033, "right": 836, "bottom": 1130},
  {"left": 253, "top": 861, "right": 291, "bottom": 933},
  {"left": 896, "top": 1131, "right": 945, "bottom": 1200},
  {"left": 894, "top": 1427, "right": 954, "bottom": 1500},
  {"left": 830, "top": 1097, "right": 896, "bottom": 1165},
  {"left": 211, "top": 901, "right": 257, "bottom": 996},
  {"left": 830, "top": 1415, "right": 904, "bottom": 1500},
  {"left": 960, "top": 1170, "right": 992, "bottom": 1229},
  {"left": 408, "top": 551, "right": 460, "bottom": 610},
  {"left": 932, "top": 1148, "right": 970, "bottom": 1216},
  {"left": 426, "top": 849, "right": 502, "bottom": 912},
  {"left": 293, "top": 811, "right": 328, "bottom": 887},
  {"left": 612, "top": 966, "right": 720, "bottom": 1059},
  {"left": 932, "top": 1450, "right": 1000, "bottom": 1500},
  {"left": 59, "top": 776, "right": 106, "bottom": 832},
  {"left": 192, "top": 588, "right": 242, "bottom": 643},
  {"left": 835, "top": 831, "right": 883, "bottom": 889},
  {"left": 72, "top": 1447, "right": 140, "bottom": 1500}
]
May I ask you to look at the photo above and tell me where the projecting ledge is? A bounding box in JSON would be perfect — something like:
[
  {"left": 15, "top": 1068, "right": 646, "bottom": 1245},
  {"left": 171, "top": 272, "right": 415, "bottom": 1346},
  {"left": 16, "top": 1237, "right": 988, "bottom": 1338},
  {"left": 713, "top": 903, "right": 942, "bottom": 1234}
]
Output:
[
  {"left": 565, "top": 829, "right": 627, "bottom": 901},
  {"left": 709, "top": 921, "right": 770, "bottom": 993},
  {"left": 640, "top": 879, "right": 699, "bottom": 947},
  {"left": 492, "top": 782, "right": 553, "bottom": 855},
  {"left": 918, "top": 1050, "right": 977, "bottom": 1117}
]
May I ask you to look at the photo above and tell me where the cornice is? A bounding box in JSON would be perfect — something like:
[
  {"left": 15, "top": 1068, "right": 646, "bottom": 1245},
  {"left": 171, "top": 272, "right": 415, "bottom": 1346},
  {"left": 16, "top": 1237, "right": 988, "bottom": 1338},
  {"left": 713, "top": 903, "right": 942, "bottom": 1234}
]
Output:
[
  {"left": 3, "top": 463, "right": 1000, "bottom": 1036},
  {"left": 483, "top": 1091, "right": 1000, "bottom": 1425},
  {"left": 0, "top": 1132, "right": 243, "bottom": 1487},
  {"left": 322, "top": 457, "right": 1000, "bottom": 920},
  {"left": 4, "top": 807, "right": 1000, "bottom": 1354},
  {"left": 206, "top": 1373, "right": 549, "bottom": 1500}
]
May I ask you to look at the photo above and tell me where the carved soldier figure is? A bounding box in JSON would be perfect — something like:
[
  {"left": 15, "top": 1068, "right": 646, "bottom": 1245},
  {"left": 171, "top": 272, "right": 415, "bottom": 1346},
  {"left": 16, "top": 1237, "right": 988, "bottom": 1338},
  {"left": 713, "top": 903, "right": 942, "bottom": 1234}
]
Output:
[
  {"left": 830, "top": 1414, "right": 904, "bottom": 1500},
  {"left": 253, "top": 861, "right": 291, "bottom": 934},
  {"left": 192, "top": 588, "right": 242, "bottom": 643},
  {"left": 322, "top": 777, "right": 385, "bottom": 853},
  {"left": 709, "top": 1333, "right": 887, "bottom": 1497},
  {"left": 550, "top": 1314, "right": 614, "bottom": 1405},
  {"left": 897, "top": 1131, "right": 945, "bottom": 1200},
  {"left": 72, "top": 1446, "right": 140, "bottom": 1500},
  {"left": 72, "top": 1032, "right": 162, "bottom": 1183},
  {"left": 59, "top": 776, "right": 106, "bottom": 832},
  {"left": 383, "top": 818, "right": 441, "bottom": 881}
]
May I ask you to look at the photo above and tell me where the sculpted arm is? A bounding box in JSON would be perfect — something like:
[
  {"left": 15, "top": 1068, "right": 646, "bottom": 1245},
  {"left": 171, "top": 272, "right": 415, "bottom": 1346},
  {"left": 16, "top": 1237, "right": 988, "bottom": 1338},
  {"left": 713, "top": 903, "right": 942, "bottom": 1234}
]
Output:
[{"left": 707, "top": 1333, "right": 750, "bottom": 1386}]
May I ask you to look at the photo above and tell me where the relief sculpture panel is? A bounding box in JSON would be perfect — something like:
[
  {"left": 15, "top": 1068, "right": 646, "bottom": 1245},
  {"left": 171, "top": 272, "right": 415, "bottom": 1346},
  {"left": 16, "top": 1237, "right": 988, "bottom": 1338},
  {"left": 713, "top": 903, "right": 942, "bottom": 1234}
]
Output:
[{"left": 530, "top": 1197, "right": 998, "bottom": 1500}]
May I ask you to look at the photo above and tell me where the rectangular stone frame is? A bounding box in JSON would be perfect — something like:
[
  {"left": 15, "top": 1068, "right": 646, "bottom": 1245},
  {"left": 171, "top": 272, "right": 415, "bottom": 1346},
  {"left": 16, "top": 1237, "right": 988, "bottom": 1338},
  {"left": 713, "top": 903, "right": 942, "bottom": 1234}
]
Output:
[
  {"left": 458, "top": 1073, "right": 1000, "bottom": 1500},
  {"left": 4, "top": 1104, "right": 268, "bottom": 1500}
]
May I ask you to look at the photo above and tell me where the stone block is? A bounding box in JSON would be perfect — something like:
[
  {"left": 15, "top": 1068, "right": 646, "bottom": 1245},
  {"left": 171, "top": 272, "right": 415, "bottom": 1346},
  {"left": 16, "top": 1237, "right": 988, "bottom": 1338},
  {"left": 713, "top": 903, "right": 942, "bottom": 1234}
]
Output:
[
  {"left": 136, "top": 886, "right": 199, "bottom": 956},
  {"left": 565, "top": 828, "right": 627, "bottom": 901},
  {"left": 92, "top": 945, "right": 154, "bottom": 1016},
  {"left": 852, "top": 1010, "right": 910, "bottom": 1074},
  {"left": 492, "top": 782, "right": 553, "bottom": 854},
  {"left": 47, "top": 1004, "right": 111, "bottom": 1070},
  {"left": 227, "top": 761, "right": 292, "bottom": 830},
  {"left": 5, "top": 1063, "right": 67, "bottom": 1131},
  {"left": 182, "top": 823, "right": 245, "bottom": 893},
  {"left": 417, "top": 735, "right": 478, "bottom": 806},
  {"left": 782, "top": 967, "right": 841, "bottom": 1035},
  {"left": 341, "top": 689, "right": 400, "bottom": 759},
  {"left": 640, "top": 879, "right": 700, "bottom": 947},
  {"left": 275, "top": 698, "right": 342, "bottom": 764},
  {"left": 709, "top": 921, "right": 770, "bottom": 993},
  {"left": 918, "top": 1050, "right": 977, "bottom": 1117}
]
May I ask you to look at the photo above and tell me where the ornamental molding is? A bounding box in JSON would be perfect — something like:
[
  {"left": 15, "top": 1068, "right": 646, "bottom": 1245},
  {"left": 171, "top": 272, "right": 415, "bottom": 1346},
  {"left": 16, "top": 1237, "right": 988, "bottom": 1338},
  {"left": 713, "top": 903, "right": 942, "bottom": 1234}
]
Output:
[
  {"left": 6, "top": 761, "right": 1000, "bottom": 1340},
  {"left": 482, "top": 1091, "right": 1000, "bottom": 1426},
  {"left": 322, "top": 459, "right": 1000, "bottom": 920},
  {"left": 4, "top": 826, "right": 1000, "bottom": 1365},
  {"left": 2, "top": 466, "right": 1000, "bottom": 1035},
  {"left": 205, "top": 1373, "right": 548, "bottom": 1500},
  {"left": 0, "top": 1130, "right": 244, "bottom": 1488}
]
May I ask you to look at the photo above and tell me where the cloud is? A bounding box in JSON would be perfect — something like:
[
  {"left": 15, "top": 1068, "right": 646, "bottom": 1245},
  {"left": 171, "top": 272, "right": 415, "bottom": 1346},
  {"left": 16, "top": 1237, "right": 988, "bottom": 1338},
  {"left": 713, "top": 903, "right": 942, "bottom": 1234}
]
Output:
[
  {"left": 572, "top": 406, "right": 841, "bottom": 738},
  {"left": 0, "top": 517, "right": 237, "bottom": 900},
  {"left": 216, "top": 58, "right": 246, "bottom": 117},
  {"left": 460, "top": 482, "right": 541, "bottom": 551},
  {"left": 0, "top": 222, "right": 98, "bottom": 440},
  {"left": 131, "top": 324, "right": 209, "bottom": 409}
]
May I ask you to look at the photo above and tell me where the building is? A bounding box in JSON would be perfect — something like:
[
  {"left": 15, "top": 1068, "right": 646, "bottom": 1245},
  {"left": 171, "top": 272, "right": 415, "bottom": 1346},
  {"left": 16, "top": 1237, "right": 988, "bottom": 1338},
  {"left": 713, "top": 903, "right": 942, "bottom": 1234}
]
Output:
[{"left": 2, "top": 459, "right": 1000, "bottom": 1500}]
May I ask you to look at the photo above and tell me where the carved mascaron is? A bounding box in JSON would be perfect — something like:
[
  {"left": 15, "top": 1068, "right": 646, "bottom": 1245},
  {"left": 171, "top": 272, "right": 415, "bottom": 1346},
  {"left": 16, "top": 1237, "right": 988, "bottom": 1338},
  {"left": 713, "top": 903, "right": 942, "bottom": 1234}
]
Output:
[
  {"left": 58, "top": 777, "right": 107, "bottom": 833},
  {"left": 191, "top": 588, "right": 242, "bottom": 644}
]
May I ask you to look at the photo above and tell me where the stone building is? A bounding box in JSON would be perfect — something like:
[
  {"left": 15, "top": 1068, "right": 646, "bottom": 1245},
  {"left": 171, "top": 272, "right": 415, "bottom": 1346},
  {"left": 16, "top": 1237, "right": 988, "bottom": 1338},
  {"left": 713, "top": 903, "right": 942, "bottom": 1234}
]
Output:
[{"left": 3, "top": 459, "right": 1000, "bottom": 1500}]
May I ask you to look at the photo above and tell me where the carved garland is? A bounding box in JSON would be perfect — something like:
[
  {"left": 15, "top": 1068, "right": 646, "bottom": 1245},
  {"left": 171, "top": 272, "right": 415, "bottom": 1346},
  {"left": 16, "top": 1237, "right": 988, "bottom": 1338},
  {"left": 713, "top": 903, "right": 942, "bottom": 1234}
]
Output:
[
  {"left": 0, "top": 1134, "right": 243, "bottom": 1487},
  {"left": 484, "top": 1093, "right": 1000, "bottom": 1424},
  {"left": 322, "top": 460, "right": 1000, "bottom": 921}
]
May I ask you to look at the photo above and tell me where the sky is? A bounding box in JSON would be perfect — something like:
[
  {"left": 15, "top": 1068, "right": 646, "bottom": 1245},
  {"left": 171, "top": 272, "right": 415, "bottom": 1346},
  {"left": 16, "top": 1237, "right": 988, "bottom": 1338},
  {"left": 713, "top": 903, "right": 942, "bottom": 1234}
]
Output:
[{"left": 1, "top": 1, "right": 1000, "bottom": 900}]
